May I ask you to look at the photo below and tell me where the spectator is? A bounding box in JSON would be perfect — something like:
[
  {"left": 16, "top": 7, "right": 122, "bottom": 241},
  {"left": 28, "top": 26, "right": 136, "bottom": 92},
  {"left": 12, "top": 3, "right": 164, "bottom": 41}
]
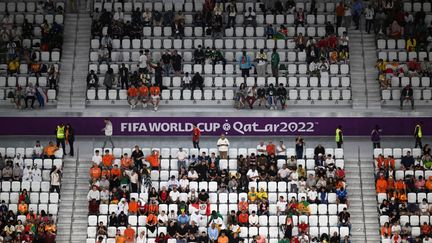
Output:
[
  {"left": 400, "top": 85, "right": 414, "bottom": 110},
  {"left": 365, "top": 4, "right": 374, "bottom": 34},
  {"left": 266, "top": 83, "right": 277, "bottom": 110},
  {"left": 24, "top": 83, "right": 36, "bottom": 109},
  {"left": 352, "top": 0, "right": 363, "bottom": 30},
  {"left": 238, "top": 51, "right": 252, "bottom": 78},
  {"left": 255, "top": 49, "right": 268, "bottom": 77},
  {"left": 217, "top": 134, "right": 230, "bottom": 159},
  {"left": 265, "top": 24, "right": 276, "bottom": 39},
  {"left": 295, "top": 8, "right": 305, "bottom": 27},
  {"left": 244, "top": 7, "right": 256, "bottom": 27},
  {"left": 87, "top": 70, "right": 99, "bottom": 91},
  {"left": 150, "top": 84, "right": 161, "bottom": 111},
  {"left": 191, "top": 72, "right": 204, "bottom": 91},
  {"left": 127, "top": 85, "right": 139, "bottom": 109},
  {"left": 276, "top": 83, "right": 287, "bottom": 110}
]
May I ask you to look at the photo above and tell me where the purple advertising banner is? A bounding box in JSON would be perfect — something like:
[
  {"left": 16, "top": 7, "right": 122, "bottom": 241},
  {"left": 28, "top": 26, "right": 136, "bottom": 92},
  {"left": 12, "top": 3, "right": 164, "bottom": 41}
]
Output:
[{"left": 0, "top": 117, "right": 430, "bottom": 136}]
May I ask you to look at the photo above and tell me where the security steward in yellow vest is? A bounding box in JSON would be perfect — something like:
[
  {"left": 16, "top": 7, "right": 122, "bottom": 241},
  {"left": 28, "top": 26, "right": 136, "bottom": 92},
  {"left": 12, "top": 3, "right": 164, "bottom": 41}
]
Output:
[
  {"left": 56, "top": 123, "right": 66, "bottom": 156},
  {"left": 336, "top": 125, "right": 343, "bottom": 148},
  {"left": 414, "top": 122, "right": 423, "bottom": 149}
]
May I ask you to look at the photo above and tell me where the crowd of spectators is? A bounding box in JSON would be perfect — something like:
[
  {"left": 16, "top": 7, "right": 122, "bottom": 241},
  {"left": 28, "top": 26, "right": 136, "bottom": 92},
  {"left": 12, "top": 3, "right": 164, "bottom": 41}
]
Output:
[
  {"left": 87, "top": 136, "right": 350, "bottom": 242},
  {"left": 376, "top": 144, "right": 432, "bottom": 242},
  {"left": 0, "top": 141, "right": 63, "bottom": 243},
  {"left": 1, "top": 1, "right": 63, "bottom": 109}
]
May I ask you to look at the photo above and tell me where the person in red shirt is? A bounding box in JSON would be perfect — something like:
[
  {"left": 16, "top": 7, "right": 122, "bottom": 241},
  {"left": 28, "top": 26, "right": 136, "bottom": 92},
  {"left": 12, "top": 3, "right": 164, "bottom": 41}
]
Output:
[
  {"left": 298, "top": 221, "right": 308, "bottom": 234},
  {"left": 150, "top": 85, "right": 160, "bottom": 111},
  {"left": 237, "top": 211, "right": 249, "bottom": 226},
  {"left": 138, "top": 83, "right": 149, "bottom": 108},
  {"left": 192, "top": 124, "right": 201, "bottom": 150},
  {"left": 127, "top": 85, "right": 138, "bottom": 109},
  {"left": 266, "top": 141, "right": 276, "bottom": 156}
]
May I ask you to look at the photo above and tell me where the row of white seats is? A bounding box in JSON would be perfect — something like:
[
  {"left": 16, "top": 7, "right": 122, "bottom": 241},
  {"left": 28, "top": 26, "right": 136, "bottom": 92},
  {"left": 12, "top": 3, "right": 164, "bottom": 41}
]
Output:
[
  {"left": 0, "top": 181, "right": 52, "bottom": 192},
  {"left": 88, "top": 225, "right": 349, "bottom": 241},
  {"left": 392, "top": 170, "right": 432, "bottom": 181},
  {"left": 377, "top": 51, "right": 431, "bottom": 62},
  {"left": 380, "top": 215, "right": 432, "bottom": 227},
  {"left": 161, "top": 75, "right": 350, "bottom": 88},
  {"left": 403, "top": 2, "right": 432, "bottom": 12},
  {"left": 0, "top": 192, "right": 59, "bottom": 204},
  {"left": 92, "top": 37, "right": 337, "bottom": 52},
  {"left": 93, "top": 1, "right": 337, "bottom": 14},
  {"left": 0, "top": 2, "right": 64, "bottom": 13},
  {"left": 0, "top": 147, "right": 63, "bottom": 159},
  {"left": 377, "top": 192, "right": 432, "bottom": 204},
  {"left": 388, "top": 76, "right": 432, "bottom": 88},
  {"left": 88, "top": 88, "right": 351, "bottom": 101},
  {"left": 0, "top": 203, "right": 58, "bottom": 215},
  {"left": 377, "top": 39, "right": 411, "bottom": 50},
  {"left": 90, "top": 62, "right": 350, "bottom": 76},
  {"left": 0, "top": 13, "right": 64, "bottom": 25},
  {"left": 90, "top": 212, "right": 344, "bottom": 229},
  {"left": 0, "top": 76, "right": 49, "bottom": 87},
  {"left": 94, "top": 147, "right": 344, "bottom": 160},
  {"left": 382, "top": 89, "right": 432, "bottom": 101}
]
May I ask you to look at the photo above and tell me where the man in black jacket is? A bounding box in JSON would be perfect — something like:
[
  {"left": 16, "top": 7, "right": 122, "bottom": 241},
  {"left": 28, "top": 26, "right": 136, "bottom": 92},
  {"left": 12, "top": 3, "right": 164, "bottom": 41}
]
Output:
[
  {"left": 118, "top": 63, "right": 129, "bottom": 89},
  {"left": 400, "top": 84, "right": 414, "bottom": 110},
  {"left": 277, "top": 83, "right": 287, "bottom": 110},
  {"left": 191, "top": 72, "right": 204, "bottom": 91},
  {"left": 86, "top": 70, "right": 99, "bottom": 91}
]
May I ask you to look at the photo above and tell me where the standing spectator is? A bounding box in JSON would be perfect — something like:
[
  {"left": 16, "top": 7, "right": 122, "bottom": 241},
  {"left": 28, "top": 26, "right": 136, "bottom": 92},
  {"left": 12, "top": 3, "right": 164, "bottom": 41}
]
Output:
[
  {"left": 194, "top": 45, "right": 205, "bottom": 64},
  {"left": 50, "top": 166, "right": 61, "bottom": 194},
  {"left": 119, "top": 63, "right": 129, "bottom": 89},
  {"left": 365, "top": 4, "right": 374, "bottom": 34},
  {"left": 102, "top": 118, "right": 114, "bottom": 148},
  {"left": 276, "top": 83, "right": 287, "bottom": 110},
  {"left": 138, "top": 50, "right": 148, "bottom": 73},
  {"left": 336, "top": 2, "right": 345, "bottom": 30},
  {"left": 103, "top": 68, "right": 114, "bottom": 99},
  {"left": 295, "top": 8, "right": 305, "bottom": 27},
  {"left": 161, "top": 50, "right": 172, "bottom": 76},
  {"left": 352, "top": 0, "right": 363, "bottom": 30},
  {"left": 271, "top": 49, "right": 280, "bottom": 77},
  {"left": 344, "top": 4, "right": 352, "bottom": 29},
  {"left": 227, "top": 4, "right": 237, "bottom": 28},
  {"left": 255, "top": 49, "right": 268, "bottom": 77},
  {"left": 414, "top": 122, "right": 423, "bottom": 149},
  {"left": 66, "top": 124, "right": 75, "bottom": 157},
  {"left": 192, "top": 124, "right": 201, "bottom": 150},
  {"left": 335, "top": 125, "right": 343, "bottom": 148},
  {"left": 55, "top": 123, "right": 66, "bottom": 157},
  {"left": 238, "top": 51, "right": 252, "bottom": 78},
  {"left": 171, "top": 50, "right": 182, "bottom": 76},
  {"left": 371, "top": 125, "right": 381, "bottom": 149},
  {"left": 235, "top": 83, "right": 247, "bottom": 109},
  {"left": 217, "top": 134, "right": 230, "bottom": 159},
  {"left": 400, "top": 85, "right": 414, "bottom": 110}
]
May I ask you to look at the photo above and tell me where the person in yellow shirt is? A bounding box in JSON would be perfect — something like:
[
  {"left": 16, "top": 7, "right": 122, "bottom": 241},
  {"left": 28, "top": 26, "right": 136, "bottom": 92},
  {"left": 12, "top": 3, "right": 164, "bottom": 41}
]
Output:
[
  {"left": 7, "top": 58, "right": 19, "bottom": 75},
  {"left": 248, "top": 187, "right": 258, "bottom": 203},
  {"left": 256, "top": 187, "right": 268, "bottom": 201},
  {"left": 406, "top": 37, "right": 417, "bottom": 52},
  {"left": 375, "top": 59, "right": 387, "bottom": 74},
  {"left": 45, "top": 220, "right": 57, "bottom": 233}
]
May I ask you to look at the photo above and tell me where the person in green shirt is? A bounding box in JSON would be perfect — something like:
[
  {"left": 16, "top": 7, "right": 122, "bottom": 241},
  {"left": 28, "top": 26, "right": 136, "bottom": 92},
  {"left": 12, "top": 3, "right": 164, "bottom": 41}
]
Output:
[
  {"left": 211, "top": 48, "right": 226, "bottom": 66},
  {"left": 271, "top": 48, "right": 280, "bottom": 77},
  {"left": 279, "top": 238, "right": 290, "bottom": 243}
]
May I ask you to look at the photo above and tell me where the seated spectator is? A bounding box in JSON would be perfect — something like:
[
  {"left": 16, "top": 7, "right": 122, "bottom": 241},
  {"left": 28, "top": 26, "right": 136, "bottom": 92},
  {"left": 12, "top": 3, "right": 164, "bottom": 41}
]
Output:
[
  {"left": 295, "top": 33, "right": 306, "bottom": 51},
  {"left": 265, "top": 24, "right": 276, "bottom": 39},
  {"left": 43, "top": 141, "right": 58, "bottom": 159},
  {"left": 244, "top": 7, "right": 256, "bottom": 27},
  {"left": 149, "top": 84, "right": 161, "bottom": 111},
  {"left": 295, "top": 8, "right": 305, "bottom": 27},
  {"left": 388, "top": 20, "right": 404, "bottom": 39},
  {"left": 127, "top": 85, "right": 138, "bottom": 109},
  {"left": 400, "top": 84, "right": 414, "bottom": 110},
  {"left": 401, "top": 151, "right": 415, "bottom": 169},
  {"left": 191, "top": 72, "right": 204, "bottom": 91}
]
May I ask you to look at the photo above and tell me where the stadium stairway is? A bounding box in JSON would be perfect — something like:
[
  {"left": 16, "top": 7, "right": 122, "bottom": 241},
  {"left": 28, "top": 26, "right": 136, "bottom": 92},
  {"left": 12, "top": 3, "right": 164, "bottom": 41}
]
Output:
[
  {"left": 350, "top": 28, "right": 381, "bottom": 110},
  {"left": 56, "top": 13, "right": 77, "bottom": 110},
  {"left": 56, "top": 155, "right": 90, "bottom": 243},
  {"left": 344, "top": 156, "right": 380, "bottom": 243}
]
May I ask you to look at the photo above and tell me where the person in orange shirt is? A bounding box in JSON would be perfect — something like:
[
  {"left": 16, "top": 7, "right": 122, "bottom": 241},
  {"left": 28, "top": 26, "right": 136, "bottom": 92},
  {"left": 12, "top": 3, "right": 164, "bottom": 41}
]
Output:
[
  {"left": 138, "top": 83, "right": 149, "bottom": 108},
  {"left": 218, "top": 231, "right": 229, "bottom": 243},
  {"left": 380, "top": 222, "right": 391, "bottom": 237},
  {"left": 266, "top": 141, "right": 276, "bottom": 156},
  {"left": 376, "top": 175, "right": 388, "bottom": 193},
  {"left": 115, "top": 230, "right": 126, "bottom": 243},
  {"left": 121, "top": 153, "right": 133, "bottom": 169},
  {"left": 395, "top": 179, "right": 406, "bottom": 191},
  {"left": 387, "top": 176, "right": 395, "bottom": 195},
  {"left": 43, "top": 141, "right": 58, "bottom": 159},
  {"left": 148, "top": 199, "right": 159, "bottom": 215},
  {"left": 123, "top": 224, "right": 136, "bottom": 242},
  {"left": 150, "top": 84, "right": 160, "bottom": 111},
  {"left": 426, "top": 176, "right": 432, "bottom": 192},
  {"left": 102, "top": 150, "right": 114, "bottom": 168},
  {"left": 146, "top": 150, "right": 160, "bottom": 170},
  {"left": 376, "top": 154, "right": 385, "bottom": 169},
  {"left": 111, "top": 164, "right": 122, "bottom": 178},
  {"left": 128, "top": 198, "right": 138, "bottom": 215},
  {"left": 127, "top": 85, "right": 139, "bottom": 109},
  {"left": 146, "top": 213, "right": 158, "bottom": 233},
  {"left": 237, "top": 211, "right": 249, "bottom": 226},
  {"left": 90, "top": 163, "right": 102, "bottom": 180},
  {"left": 238, "top": 197, "right": 249, "bottom": 213},
  {"left": 384, "top": 155, "right": 395, "bottom": 170},
  {"left": 18, "top": 201, "right": 28, "bottom": 215},
  {"left": 101, "top": 168, "right": 111, "bottom": 179}
]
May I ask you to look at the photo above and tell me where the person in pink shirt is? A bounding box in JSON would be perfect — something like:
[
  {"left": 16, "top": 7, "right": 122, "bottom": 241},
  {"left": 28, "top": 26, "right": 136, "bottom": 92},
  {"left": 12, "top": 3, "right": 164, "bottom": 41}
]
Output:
[{"left": 255, "top": 235, "right": 267, "bottom": 243}]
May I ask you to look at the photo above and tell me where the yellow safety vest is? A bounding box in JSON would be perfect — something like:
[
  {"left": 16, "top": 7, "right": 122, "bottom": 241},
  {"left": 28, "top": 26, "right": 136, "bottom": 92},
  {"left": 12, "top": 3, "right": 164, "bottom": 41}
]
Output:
[
  {"left": 56, "top": 126, "right": 65, "bottom": 139},
  {"left": 415, "top": 125, "right": 422, "bottom": 138},
  {"left": 335, "top": 128, "right": 342, "bottom": 142}
]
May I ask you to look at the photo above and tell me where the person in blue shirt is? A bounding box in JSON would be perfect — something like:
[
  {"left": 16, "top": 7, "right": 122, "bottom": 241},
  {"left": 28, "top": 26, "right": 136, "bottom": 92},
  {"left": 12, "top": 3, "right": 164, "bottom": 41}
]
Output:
[
  {"left": 265, "top": 24, "right": 276, "bottom": 39},
  {"left": 208, "top": 223, "right": 219, "bottom": 242},
  {"left": 336, "top": 187, "right": 348, "bottom": 204},
  {"left": 238, "top": 51, "right": 252, "bottom": 78},
  {"left": 352, "top": 0, "right": 364, "bottom": 30},
  {"left": 177, "top": 211, "right": 189, "bottom": 225}
]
